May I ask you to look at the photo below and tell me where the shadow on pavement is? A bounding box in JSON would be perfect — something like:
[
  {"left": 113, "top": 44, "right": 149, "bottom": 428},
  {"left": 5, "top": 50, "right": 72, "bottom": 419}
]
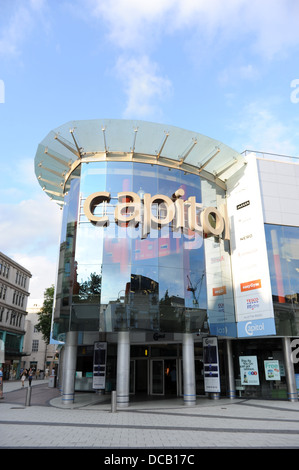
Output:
[{"left": 2, "top": 383, "right": 61, "bottom": 407}]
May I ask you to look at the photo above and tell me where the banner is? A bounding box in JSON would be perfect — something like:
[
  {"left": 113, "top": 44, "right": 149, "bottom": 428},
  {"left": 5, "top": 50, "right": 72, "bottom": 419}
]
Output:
[
  {"left": 201, "top": 179, "right": 236, "bottom": 337},
  {"left": 93, "top": 342, "right": 107, "bottom": 390},
  {"left": 203, "top": 337, "right": 220, "bottom": 393},
  {"left": 226, "top": 156, "right": 276, "bottom": 337}
]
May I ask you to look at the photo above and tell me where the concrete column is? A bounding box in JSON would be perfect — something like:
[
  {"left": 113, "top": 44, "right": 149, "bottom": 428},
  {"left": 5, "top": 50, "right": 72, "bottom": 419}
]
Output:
[
  {"left": 225, "top": 339, "right": 236, "bottom": 399},
  {"left": 116, "top": 331, "right": 130, "bottom": 408},
  {"left": 182, "top": 333, "right": 196, "bottom": 406},
  {"left": 62, "top": 331, "right": 78, "bottom": 405},
  {"left": 282, "top": 337, "right": 298, "bottom": 402}
]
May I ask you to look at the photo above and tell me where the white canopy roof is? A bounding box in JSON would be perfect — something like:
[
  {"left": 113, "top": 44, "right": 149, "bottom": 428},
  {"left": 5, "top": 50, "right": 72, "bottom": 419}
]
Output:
[{"left": 34, "top": 119, "right": 246, "bottom": 204}]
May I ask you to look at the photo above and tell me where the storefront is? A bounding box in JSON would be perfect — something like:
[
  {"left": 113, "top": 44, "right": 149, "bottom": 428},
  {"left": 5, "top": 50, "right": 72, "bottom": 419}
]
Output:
[
  {"left": 0, "top": 331, "right": 24, "bottom": 380},
  {"left": 34, "top": 119, "right": 299, "bottom": 405}
]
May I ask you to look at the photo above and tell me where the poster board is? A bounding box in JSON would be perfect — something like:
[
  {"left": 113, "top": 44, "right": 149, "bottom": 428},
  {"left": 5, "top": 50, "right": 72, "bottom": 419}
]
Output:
[
  {"left": 93, "top": 342, "right": 107, "bottom": 390},
  {"left": 203, "top": 337, "right": 221, "bottom": 393},
  {"left": 264, "top": 360, "right": 280, "bottom": 381},
  {"left": 239, "top": 356, "right": 260, "bottom": 385},
  {"left": 226, "top": 156, "right": 276, "bottom": 337}
]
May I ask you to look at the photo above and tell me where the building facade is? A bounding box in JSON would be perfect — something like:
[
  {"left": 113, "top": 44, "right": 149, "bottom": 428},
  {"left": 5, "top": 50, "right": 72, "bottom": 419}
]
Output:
[
  {"left": 22, "top": 299, "right": 59, "bottom": 376},
  {"left": 34, "top": 119, "right": 299, "bottom": 405},
  {"left": 0, "top": 252, "right": 31, "bottom": 379}
]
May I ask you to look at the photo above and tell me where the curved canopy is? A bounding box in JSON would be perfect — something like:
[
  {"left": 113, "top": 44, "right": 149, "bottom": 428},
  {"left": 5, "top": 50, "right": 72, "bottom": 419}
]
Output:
[{"left": 34, "top": 119, "right": 246, "bottom": 204}]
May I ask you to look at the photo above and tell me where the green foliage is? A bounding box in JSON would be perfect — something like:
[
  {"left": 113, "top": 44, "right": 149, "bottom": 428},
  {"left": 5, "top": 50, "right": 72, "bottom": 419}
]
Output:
[{"left": 35, "top": 285, "right": 54, "bottom": 344}]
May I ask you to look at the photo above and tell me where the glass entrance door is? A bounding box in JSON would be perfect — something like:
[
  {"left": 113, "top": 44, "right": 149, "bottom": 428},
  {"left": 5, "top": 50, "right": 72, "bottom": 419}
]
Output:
[{"left": 151, "top": 359, "right": 164, "bottom": 395}]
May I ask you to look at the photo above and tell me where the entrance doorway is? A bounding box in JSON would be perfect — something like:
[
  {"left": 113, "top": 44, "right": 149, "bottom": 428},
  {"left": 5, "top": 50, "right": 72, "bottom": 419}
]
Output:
[
  {"left": 130, "top": 359, "right": 148, "bottom": 395},
  {"left": 164, "top": 359, "right": 177, "bottom": 395},
  {"left": 150, "top": 358, "right": 177, "bottom": 396},
  {"left": 130, "top": 357, "right": 179, "bottom": 396}
]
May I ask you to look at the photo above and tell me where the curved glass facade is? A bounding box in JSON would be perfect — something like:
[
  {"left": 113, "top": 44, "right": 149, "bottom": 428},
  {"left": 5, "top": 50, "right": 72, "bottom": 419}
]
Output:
[{"left": 53, "top": 161, "right": 209, "bottom": 339}]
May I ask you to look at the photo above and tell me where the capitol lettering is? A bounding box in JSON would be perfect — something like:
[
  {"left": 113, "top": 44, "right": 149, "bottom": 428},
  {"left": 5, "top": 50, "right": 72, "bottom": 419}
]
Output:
[{"left": 83, "top": 188, "right": 229, "bottom": 239}]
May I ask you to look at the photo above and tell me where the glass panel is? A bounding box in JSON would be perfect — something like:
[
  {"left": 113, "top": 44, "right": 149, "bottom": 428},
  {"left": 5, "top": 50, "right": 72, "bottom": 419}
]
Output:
[
  {"left": 53, "top": 160, "right": 210, "bottom": 336},
  {"left": 130, "top": 360, "right": 135, "bottom": 394},
  {"left": 152, "top": 360, "right": 164, "bottom": 394},
  {"left": 127, "top": 265, "right": 159, "bottom": 330},
  {"left": 53, "top": 167, "right": 81, "bottom": 339},
  {"left": 265, "top": 224, "right": 299, "bottom": 335},
  {"left": 101, "top": 162, "right": 133, "bottom": 331},
  {"left": 70, "top": 163, "right": 106, "bottom": 332}
]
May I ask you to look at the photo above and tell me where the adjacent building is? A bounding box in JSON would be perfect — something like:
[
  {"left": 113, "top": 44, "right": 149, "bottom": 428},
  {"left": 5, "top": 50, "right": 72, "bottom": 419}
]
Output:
[
  {"left": 34, "top": 119, "right": 299, "bottom": 405},
  {"left": 0, "top": 252, "right": 31, "bottom": 379},
  {"left": 22, "top": 299, "right": 59, "bottom": 376}
]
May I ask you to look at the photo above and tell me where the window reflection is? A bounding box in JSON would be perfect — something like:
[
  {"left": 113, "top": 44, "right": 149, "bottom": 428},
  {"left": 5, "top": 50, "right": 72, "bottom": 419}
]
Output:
[
  {"left": 265, "top": 224, "right": 299, "bottom": 335},
  {"left": 53, "top": 161, "right": 210, "bottom": 337},
  {"left": 53, "top": 169, "right": 80, "bottom": 339}
]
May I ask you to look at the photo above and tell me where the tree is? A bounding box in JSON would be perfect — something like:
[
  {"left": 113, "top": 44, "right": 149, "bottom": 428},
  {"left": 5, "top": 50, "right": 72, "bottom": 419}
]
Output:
[
  {"left": 35, "top": 285, "right": 54, "bottom": 344},
  {"left": 75, "top": 272, "right": 101, "bottom": 303}
]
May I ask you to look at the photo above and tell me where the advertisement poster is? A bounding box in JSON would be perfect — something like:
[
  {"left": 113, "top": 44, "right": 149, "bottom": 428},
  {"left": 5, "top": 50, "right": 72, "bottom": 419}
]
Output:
[
  {"left": 203, "top": 336, "right": 221, "bottom": 393},
  {"left": 93, "top": 342, "right": 107, "bottom": 390},
  {"left": 201, "top": 179, "right": 236, "bottom": 338},
  {"left": 264, "top": 360, "right": 280, "bottom": 381},
  {"left": 239, "top": 356, "right": 260, "bottom": 385},
  {"left": 226, "top": 156, "right": 276, "bottom": 338}
]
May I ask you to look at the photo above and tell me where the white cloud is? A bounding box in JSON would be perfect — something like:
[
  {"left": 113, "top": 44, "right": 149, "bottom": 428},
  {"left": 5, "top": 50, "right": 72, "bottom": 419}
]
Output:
[
  {"left": 86, "top": 0, "right": 299, "bottom": 60},
  {"left": 218, "top": 64, "right": 260, "bottom": 86},
  {"left": 0, "top": 194, "right": 61, "bottom": 297},
  {"left": 12, "top": 253, "right": 58, "bottom": 298},
  {"left": 87, "top": 0, "right": 174, "bottom": 50},
  {"left": 115, "top": 55, "right": 173, "bottom": 118},
  {"left": 0, "top": 196, "right": 61, "bottom": 254},
  {"left": 29, "top": 0, "right": 46, "bottom": 10},
  {"left": 229, "top": 101, "right": 299, "bottom": 156},
  {"left": 0, "top": 0, "right": 48, "bottom": 57}
]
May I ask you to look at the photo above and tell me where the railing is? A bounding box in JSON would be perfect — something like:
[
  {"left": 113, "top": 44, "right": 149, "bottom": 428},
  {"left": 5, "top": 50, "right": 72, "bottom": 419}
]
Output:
[{"left": 241, "top": 150, "right": 299, "bottom": 163}]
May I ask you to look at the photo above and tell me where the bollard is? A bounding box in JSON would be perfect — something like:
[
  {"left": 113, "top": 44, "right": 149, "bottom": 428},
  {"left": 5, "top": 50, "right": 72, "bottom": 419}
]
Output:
[
  {"left": 25, "top": 386, "right": 32, "bottom": 406},
  {"left": 111, "top": 390, "right": 117, "bottom": 413},
  {"left": 209, "top": 392, "right": 220, "bottom": 400}
]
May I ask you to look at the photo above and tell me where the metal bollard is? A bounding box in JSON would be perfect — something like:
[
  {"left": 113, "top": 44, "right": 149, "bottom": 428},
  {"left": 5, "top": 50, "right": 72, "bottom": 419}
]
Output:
[
  {"left": 25, "top": 386, "right": 32, "bottom": 406},
  {"left": 111, "top": 390, "right": 117, "bottom": 413}
]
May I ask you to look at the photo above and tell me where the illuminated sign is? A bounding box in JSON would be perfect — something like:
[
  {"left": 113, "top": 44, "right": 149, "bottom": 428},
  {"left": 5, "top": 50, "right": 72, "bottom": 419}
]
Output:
[{"left": 83, "top": 188, "right": 229, "bottom": 239}]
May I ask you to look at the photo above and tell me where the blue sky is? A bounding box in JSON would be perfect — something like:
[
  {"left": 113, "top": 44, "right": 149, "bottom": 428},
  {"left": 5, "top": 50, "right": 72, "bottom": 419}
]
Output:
[{"left": 1, "top": 0, "right": 299, "bottom": 299}]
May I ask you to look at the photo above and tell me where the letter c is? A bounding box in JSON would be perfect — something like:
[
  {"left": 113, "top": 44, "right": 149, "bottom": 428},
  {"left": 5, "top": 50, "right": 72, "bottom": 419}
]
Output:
[{"left": 83, "top": 191, "right": 111, "bottom": 226}]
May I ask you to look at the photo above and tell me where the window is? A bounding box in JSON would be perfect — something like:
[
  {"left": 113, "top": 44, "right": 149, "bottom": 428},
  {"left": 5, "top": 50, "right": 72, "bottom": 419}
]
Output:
[
  {"left": 1, "top": 263, "right": 10, "bottom": 278},
  {"left": 15, "top": 272, "right": 27, "bottom": 288},
  {"left": 0, "top": 285, "right": 6, "bottom": 300},
  {"left": 32, "top": 340, "right": 39, "bottom": 352},
  {"left": 12, "top": 290, "right": 24, "bottom": 306},
  {"left": 265, "top": 224, "right": 299, "bottom": 335}
]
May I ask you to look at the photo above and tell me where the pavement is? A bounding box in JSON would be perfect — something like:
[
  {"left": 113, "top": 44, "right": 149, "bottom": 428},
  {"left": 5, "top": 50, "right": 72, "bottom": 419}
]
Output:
[{"left": 1, "top": 379, "right": 299, "bottom": 451}]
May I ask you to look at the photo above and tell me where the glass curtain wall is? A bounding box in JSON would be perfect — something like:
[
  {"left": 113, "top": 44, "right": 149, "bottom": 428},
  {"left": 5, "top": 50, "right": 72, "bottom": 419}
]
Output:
[
  {"left": 264, "top": 224, "right": 299, "bottom": 335},
  {"left": 53, "top": 161, "right": 208, "bottom": 338},
  {"left": 53, "top": 167, "right": 81, "bottom": 339}
]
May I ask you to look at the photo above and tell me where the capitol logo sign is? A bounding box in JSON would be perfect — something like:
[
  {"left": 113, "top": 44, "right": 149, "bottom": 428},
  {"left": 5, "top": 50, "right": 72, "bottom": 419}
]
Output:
[{"left": 83, "top": 188, "right": 229, "bottom": 240}]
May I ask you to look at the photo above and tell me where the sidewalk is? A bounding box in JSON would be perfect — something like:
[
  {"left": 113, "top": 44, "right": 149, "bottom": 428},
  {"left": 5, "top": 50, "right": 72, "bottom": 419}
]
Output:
[
  {"left": 2, "top": 378, "right": 50, "bottom": 393},
  {"left": 1, "top": 381, "right": 299, "bottom": 449}
]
